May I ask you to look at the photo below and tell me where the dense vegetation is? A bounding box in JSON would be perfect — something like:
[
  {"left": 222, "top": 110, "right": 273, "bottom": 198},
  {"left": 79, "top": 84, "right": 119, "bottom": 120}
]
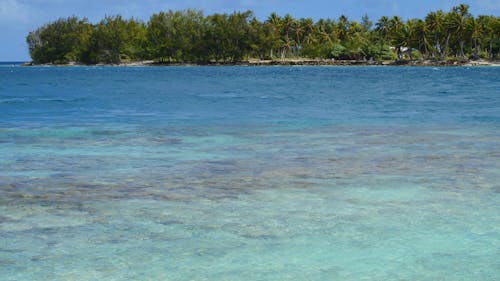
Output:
[{"left": 27, "top": 4, "right": 500, "bottom": 64}]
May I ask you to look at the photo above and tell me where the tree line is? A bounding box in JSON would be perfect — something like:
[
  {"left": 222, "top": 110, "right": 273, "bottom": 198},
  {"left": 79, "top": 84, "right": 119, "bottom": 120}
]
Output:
[{"left": 27, "top": 4, "right": 500, "bottom": 64}]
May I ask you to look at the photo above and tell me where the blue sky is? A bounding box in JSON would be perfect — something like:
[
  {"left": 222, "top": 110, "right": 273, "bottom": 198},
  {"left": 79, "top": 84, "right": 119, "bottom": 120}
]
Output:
[{"left": 1, "top": 0, "right": 499, "bottom": 61}]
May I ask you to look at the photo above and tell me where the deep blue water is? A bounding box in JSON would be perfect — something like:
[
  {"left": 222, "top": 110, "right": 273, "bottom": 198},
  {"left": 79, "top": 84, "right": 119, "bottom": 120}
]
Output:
[{"left": 1, "top": 66, "right": 499, "bottom": 280}]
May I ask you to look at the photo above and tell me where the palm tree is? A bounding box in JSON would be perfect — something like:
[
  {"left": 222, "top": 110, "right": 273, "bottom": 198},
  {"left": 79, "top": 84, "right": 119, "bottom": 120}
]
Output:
[
  {"left": 447, "top": 4, "right": 471, "bottom": 58},
  {"left": 266, "top": 13, "right": 282, "bottom": 58},
  {"left": 403, "top": 19, "right": 421, "bottom": 60},
  {"left": 314, "top": 19, "right": 336, "bottom": 46},
  {"left": 267, "top": 12, "right": 281, "bottom": 26},
  {"left": 414, "top": 19, "right": 429, "bottom": 58},
  {"left": 337, "top": 15, "right": 350, "bottom": 42},
  {"left": 300, "top": 18, "right": 315, "bottom": 45},
  {"left": 476, "top": 15, "right": 496, "bottom": 59},
  {"left": 375, "top": 16, "right": 391, "bottom": 48},
  {"left": 467, "top": 17, "right": 482, "bottom": 59},
  {"left": 291, "top": 19, "right": 304, "bottom": 55},
  {"left": 389, "top": 16, "right": 404, "bottom": 59},
  {"left": 425, "top": 10, "right": 446, "bottom": 58},
  {"left": 280, "top": 14, "right": 295, "bottom": 57}
]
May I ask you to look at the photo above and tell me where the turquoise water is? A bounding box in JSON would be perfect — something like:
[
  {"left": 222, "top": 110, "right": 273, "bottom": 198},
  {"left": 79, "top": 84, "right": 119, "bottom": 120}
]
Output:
[{"left": 1, "top": 66, "right": 499, "bottom": 280}]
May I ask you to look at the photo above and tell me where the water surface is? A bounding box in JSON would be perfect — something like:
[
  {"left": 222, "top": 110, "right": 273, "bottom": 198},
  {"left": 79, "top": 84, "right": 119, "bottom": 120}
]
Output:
[{"left": 1, "top": 66, "right": 499, "bottom": 280}]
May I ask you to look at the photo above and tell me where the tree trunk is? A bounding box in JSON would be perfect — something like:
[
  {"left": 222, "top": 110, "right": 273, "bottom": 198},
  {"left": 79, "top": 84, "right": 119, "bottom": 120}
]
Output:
[
  {"left": 473, "top": 39, "right": 478, "bottom": 59},
  {"left": 443, "top": 32, "right": 451, "bottom": 58},
  {"left": 434, "top": 34, "right": 439, "bottom": 58},
  {"left": 459, "top": 40, "right": 465, "bottom": 58},
  {"left": 423, "top": 37, "right": 429, "bottom": 58},
  {"left": 489, "top": 40, "right": 493, "bottom": 59}
]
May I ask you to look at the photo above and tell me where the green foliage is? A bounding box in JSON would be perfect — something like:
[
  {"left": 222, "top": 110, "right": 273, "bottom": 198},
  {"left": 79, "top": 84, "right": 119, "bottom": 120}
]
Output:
[
  {"left": 27, "top": 16, "right": 93, "bottom": 64},
  {"left": 205, "top": 11, "right": 254, "bottom": 62},
  {"left": 89, "top": 16, "right": 147, "bottom": 64},
  {"left": 329, "top": 44, "right": 346, "bottom": 58},
  {"left": 147, "top": 10, "right": 206, "bottom": 62},
  {"left": 27, "top": 4, "right": 500, "bottom": 64},
  {"left": 363, "top": 44, "right": 396, "bottom": 60}
]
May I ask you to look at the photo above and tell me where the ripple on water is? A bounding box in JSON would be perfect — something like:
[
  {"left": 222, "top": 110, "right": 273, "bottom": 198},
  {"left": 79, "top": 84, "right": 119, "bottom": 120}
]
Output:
[{"left": 1, "top": 67, "right": 500, "bottom": 280}]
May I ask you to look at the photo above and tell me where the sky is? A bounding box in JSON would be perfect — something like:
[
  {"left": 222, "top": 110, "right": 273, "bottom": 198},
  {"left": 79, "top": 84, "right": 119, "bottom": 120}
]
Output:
[{"left": 1, "top": 0, "right": 499, "bottom": 61}]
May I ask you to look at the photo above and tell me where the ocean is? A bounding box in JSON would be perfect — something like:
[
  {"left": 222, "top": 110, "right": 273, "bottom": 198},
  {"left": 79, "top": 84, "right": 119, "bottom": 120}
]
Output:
[{"left": 1, "top": 65, "right": 499, "bottom": 280}]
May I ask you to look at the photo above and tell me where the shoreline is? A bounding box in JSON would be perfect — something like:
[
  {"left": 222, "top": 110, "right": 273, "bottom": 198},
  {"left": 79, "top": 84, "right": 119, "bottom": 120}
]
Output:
[{"left": 23, "top": 59, "right": 500, "bottom": 67}]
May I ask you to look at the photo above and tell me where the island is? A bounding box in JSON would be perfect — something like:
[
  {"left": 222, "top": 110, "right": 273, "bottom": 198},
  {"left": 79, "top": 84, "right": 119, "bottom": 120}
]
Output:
[{"left": 26, "top": 4, "right": 499, "bottom": 66}]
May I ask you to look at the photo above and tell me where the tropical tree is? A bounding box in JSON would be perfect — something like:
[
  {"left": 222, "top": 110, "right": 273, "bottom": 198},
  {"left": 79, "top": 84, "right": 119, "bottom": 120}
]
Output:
[
  {"left": 26, "top": 16, "right": 93, "bottom": 64},
  {"left": 389, "top": 16, "right": 405, "bottom": 59},
  {"left": 425, "top": 10, "right": 446, "bottom": 58},
  {"left": 446, "top": 4, "right": 471, "bottom": 58},
  {"left": 90, "top": 16, "right": 147, "bottom": 63},
  {"left": 375, "top": 16, "right": 391, "bottom": 48}
]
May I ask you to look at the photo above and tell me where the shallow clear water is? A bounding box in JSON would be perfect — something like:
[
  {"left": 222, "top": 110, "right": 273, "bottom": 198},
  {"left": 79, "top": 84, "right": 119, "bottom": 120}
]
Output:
[{"left": 1, "top": 66, "right": 499, "bottom": 280}]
